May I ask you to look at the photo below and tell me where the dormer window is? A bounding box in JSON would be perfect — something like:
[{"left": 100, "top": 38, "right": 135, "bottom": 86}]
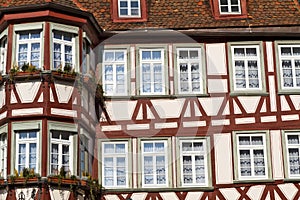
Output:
[
  {"left": 211, "top": 0, "right": 247, "bottom": 19},
  {"left": 17, "top": 30, "right": 42, "bottom": 68},
  {"left": 219, "top": 0, "right": 241, "bottom": 14},
  {"left": 111, "top": 0, "right": 147, "bottom": 22},
  {"left": 53, "top": 31, "right": 75, "bottom": 70},
  {"left": 119, "top": 0, "right": 140, "bottom": 17}
]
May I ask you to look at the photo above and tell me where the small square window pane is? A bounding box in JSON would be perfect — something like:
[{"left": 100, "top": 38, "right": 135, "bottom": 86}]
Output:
[
  {"left": 144, "top": 143, "right": 153, "bottom": 152},
  {"left": 19, "top": 33, "right": 29, "bottom": 40},
  {"left": 231, "top": 6, "right": 239, "bottom": 12},
  {"left": 30, "top": 32, "right": 40, "bottom": 39},
  {"left": 131, "top": 1, "right": 139, "bottom": 8},
  {"left": 120, "top": 1, "right": 128, "bottom": 7},
  {"left": 179, "top": 51, "right": 188, "bottom": 59},
  {"left": 288, "top": 135, "right": 299, "bottom": 144},
  {"left": 220, "top": 0, "right": 228, "bottom": 5},
  {"left": 54, "top": 32, "right": 62, "bottom": 39},
  {"left": 120, "top": 9, "right": 128, "bottom": 15},
  {"left": 190, "top": 51, "right": 199, "bottom": 59},
  {"left": 142, "top": 51, "right": 151, "bottom": 60},
  {"left": 281, "top": 47, "right": 292, "bottom": 56},
  {"left": 116, "top": 144, "right": 125, "bottom": 153},
  {"left": 234, "top": 48, "right": 245, "bottom": 56},
  {"left": 231, "top": 0, "right": 239, "bottom": 4}
]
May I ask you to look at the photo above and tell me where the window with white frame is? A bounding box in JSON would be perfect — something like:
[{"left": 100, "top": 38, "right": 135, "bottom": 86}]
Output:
[
  {"left": 177, "top": 48, "right": 203, "bottom": 94},
  {"left": 80, "top": 135, "right": 89, "bottom": 177},
  {"left": 0, "top": 133, "right": 6, "bottom": 178},
  {"left": 179, "top": 139, "right": 209, "bottom": 186},
  {"left": 118, "top": 0, "right": 141, "bottom": 17},
  {"left": 50, "top": 131, "right": 74, "bottom": 175},
  {"left": 219, "top": 0, "right": 241, "bottom": 14},
  {"left": 140, "top": 49, "right": 165, "bottom": 95},
  {"left": 53, "top": 31, "right": 75, "bottom": 70},
  {"left": 231, "top": 45, "right": 262, "bottom": 90},
  {"left": 102, "top": 50, "right": 127, "bottom": 95},
  {"left": 17, "top": 30, "right": 42, "bottom": 68},
  {"left": 0, "top": 37, "right": 7, "bottom": 74},
  {"left": 285, "top": 132, "right": 300, "bottom": 177},
  {"left": 142, "top": 140, "right": 168, "bottom": 187},
  {"left": 16, "top": 131, "right": 39, "bottom": 173},
  {"left": 82, "top": 39, "right": 91, "bottom": 74},
  {"left": 278, "top": 45, "right": 300, "bottom": 89},
  {"left": 102, "top": 141, "right": 128, "bottom": 188},
  {"left": 236, "top": 133, "right": 268, "bottom": 180}
]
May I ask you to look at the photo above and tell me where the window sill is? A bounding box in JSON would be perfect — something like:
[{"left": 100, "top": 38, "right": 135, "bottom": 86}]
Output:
[
  {"left": 104, "top": 186, "right": 214, "bottom": 193},
  {"left": 283, "top": 178, "right": 300, "bottom": 182},
  {"left": 173, "top": 94, "right": 209, "bottom": 98},
  {"left": 112, "top": 18, "right": 147, "bottom": 23},
  {"left": 233, "top": 179, "right": 274, "bottom": 184},
  {"left": 230, "top": 92, "right": 269, "bottom": 97},
  {"left": 278, "top": 91, "right": 300, "bottom": 95}
]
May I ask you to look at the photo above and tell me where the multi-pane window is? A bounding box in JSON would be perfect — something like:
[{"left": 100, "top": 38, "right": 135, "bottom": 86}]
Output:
[
  {"left": 50, "top": 131, "right": 73, "bottom": 174},
  {"left": 102, "top": 50, "right": 127, "bottom": 95},
  {"left": 82, "top": 39, "right": 91, "bottom": 74},
  {"left": 16, "top": 131, "right": 38, "bottom": 173},
  {"left": 142, "top": 140, "right": 168, "bottom": 187},
  {"left": 278, "top": 45, "right": 300, "bottom": 89},
  {"left": 177, "top": 48, "right": 203, "bottom": 94},
  {"left": 231, "top": 45, "right": 262, "bottom": 90},
  {"left": 0, "top": 133, "right": 6, "bottom": 178},
  {"left": 102, "top": 142, "right": 128, "bottom": 188},
  {"left": 219, "top": 0, "right": 241, "bottom": 14},
  {"left": 118, "top": 0, "right": 140, "bottom": 17},
  {"left": 53, "top": 31, "right": 74, "bottom": 70},
  {"left": 140, "top": 49, "right": 165, "bottom": 95},
  {"left": 80, "top": 135, "right": 89, "bottom": 177},
  {"left": 180, "top": 139, "right": 208, "bottom": 186},
  {"left": 17, "top": 30, "right": 41, "bottom": 68},
  {"left": 237, "top": 133, "right": 268, "bottom": 180},
  {"left": 285, "top": 133, "right": 300, "bottom": 177},
  {"left": 0, "top": 37, "right": 7, "bottom": 74}
]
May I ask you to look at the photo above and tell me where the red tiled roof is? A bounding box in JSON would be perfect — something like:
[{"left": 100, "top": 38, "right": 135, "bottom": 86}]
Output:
[{"left": 1, "top": 0, "right": 300, "bottom": 31}]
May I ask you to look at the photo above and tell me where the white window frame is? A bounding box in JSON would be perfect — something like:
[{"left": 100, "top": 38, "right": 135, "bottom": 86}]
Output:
[
  {"left": 235, "top": 132, "right": 269, "bottom": 180},
  {"left": 0, "top": 36, "right": 7, "bottom": 74},
  {"left": 139, "top": 48, "right": 166, "bottom": 95},
  {"left": 277, "top": 44, "right": 300, "bottom": 90},
  {"left": 15, "top": 130, "right": 39, "bottom": 174},
  {"left": 102, "top": 49, "right": 128, "bottom": 96},
  {"left": 52, "top": 30, "right": 75, "bottom": 70},
  {"left": 50, "top": 131, "right": 74, "bottom": 175},
  {"left": 179, "top": 138, "right": 210, "bottom": 187},
  {"left": 141, "top": 140, "right": 168, "bottom": 188},
  {"left": 82, "top": 38, "right": 91, "bottom": 74},
  {"left": 230, "top": 44, "right": 264, "bottom": 92},
  {"left": 101, "top": 141, "right": 129, "bottom": 188},
  {"left": 0, "top": 133, "right": 6, "bottom": 178},
  {"left": 16, "top": 30, "right": 42, "bottom": 68},
  {"left": 219, "top": 0, "right": 241, "bottom": 14},
  {"left": 80, "top": 134, "right": 89, "bottom": 177},
  {"left": 118, "top": 0, "right": 141, "bottom": 17},
  {"left": 176, "top": 47, "right": 204, "bottom": 94},
  {"left": 284, "top": 132, "right": 300, "bottom": 178}
]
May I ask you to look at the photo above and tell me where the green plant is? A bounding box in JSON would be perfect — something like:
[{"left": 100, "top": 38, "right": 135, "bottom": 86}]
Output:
[
  {"left": 59, "top": 167, "right": 67, "bottom": 178},
  {"left": 64, "top": 64, "right": 72, "bottom": 73},
  {"left": 21, "top": 62, "right": 30, "bottom": 72}
]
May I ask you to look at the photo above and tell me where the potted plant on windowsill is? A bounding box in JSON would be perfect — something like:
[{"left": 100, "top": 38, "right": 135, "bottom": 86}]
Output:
[
  {"left": 47, "top": 167, "right": 79, "bottom": 186},
  {"left": 8, "top": 168, "right": 40, "bottom": 185}
]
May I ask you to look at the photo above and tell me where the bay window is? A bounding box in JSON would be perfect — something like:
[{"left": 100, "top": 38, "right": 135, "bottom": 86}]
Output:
[
  {"left": 50, "top": 131, "right": 74, "bottom": 175},
  {"left": 102, "top": 50, "right": 127, "bottom": 95},
  {"left": 0, "top": 36, "right": 7, "bottom": 74},
  {"left": 16, "top": 131, "right": 39, "bottom": 173},
  {"left": 0, "top": 133, "right": 6, "bottom": 178},
  {"left": 102, "top": 141, "right": 129, "bottom": 188},
  {"left": 17, "top": 30, "right": 42, "bottom": 68},
  {"left": 53, "top": 31, "right": 75, "bottom": 70},
  {"left": 139, "top": 49, "right": 165, "bottom": 95}
]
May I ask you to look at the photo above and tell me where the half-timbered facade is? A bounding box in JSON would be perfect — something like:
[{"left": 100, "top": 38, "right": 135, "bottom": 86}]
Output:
[{"left": 1, "top": 0, "right": 300, "bottom": 200}]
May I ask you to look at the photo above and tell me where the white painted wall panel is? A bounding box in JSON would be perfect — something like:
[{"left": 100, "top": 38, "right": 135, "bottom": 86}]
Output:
[
  {"left": 237, "top": 96, "right": 260, "bottom": 113},
  {"left": 15, "top": 82, "right": 41, "bottom": 103},
  {"left": 106, "top": 101, "right": 137, "bottom": 121},
  {"left": 208, "top": 79, "right": 228, "bottom": 93},
  {"left": 214, "top": 133, "right": 233, "bottom": 184},
  {"left": 199, "top": 97, "right": 224, "bottom": 116},
  {"left": 206, "top": 43, "right": 227, "bottom": 75},
  {"left": 151, "top": 99, "right": 185, "bottom": 118},
  {"left": 12, "top": 108, "right": 43, "bottom": 116},
  {"left": 270, "top": 130, "right": 284, "bottom": 180},
  {"left": 51, "top": 108, "right": 77, "bottom": 117},
  {"left": 269, "top": 76, "right": 277, "bottom": 112},
  {"left": 55, "top": 82, "right": 73, "bottom": 103},
  {"left": 0, "top": 86, "right": 5, "bottom": 108}
]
